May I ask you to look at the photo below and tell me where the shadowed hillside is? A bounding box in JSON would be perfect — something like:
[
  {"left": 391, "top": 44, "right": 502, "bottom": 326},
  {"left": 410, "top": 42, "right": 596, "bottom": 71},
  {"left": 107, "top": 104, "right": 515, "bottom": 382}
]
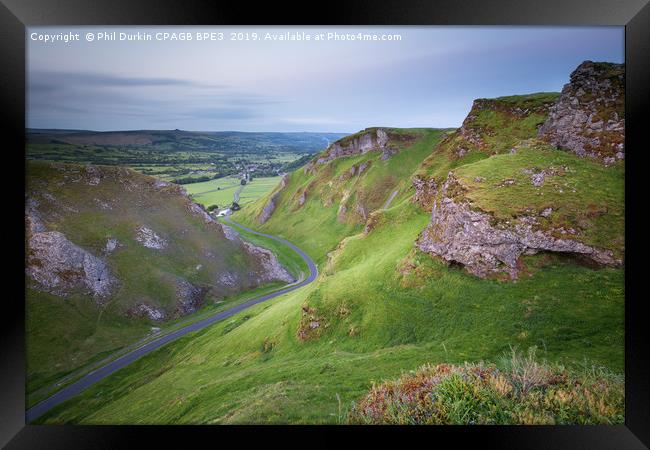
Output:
[{"left": 26, "top": 161, "right": 293, "bottom": 400}]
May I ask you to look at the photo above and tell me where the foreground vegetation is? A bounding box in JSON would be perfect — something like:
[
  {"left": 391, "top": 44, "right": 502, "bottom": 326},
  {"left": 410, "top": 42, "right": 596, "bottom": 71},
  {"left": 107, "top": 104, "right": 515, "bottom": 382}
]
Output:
[{"left": 349, "top": 348, "right": 623, "bottom": 425}]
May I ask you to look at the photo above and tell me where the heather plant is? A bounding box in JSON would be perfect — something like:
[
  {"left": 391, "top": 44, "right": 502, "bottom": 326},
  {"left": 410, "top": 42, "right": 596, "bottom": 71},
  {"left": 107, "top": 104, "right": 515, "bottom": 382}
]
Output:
[{"left": 348, "top": 349, "right": 623, "bottom": 425}]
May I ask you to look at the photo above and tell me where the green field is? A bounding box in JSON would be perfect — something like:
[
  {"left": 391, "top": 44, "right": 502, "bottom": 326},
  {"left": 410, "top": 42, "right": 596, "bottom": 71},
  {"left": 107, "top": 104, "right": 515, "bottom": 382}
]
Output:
[
  {"left": 184, "top": 176, "right": 243, "bottom": 208},
  {"left": 237, "top": 177, "right": 284, "bottom": 207},
  {"left": 184, "top": 176, "right": 283, "bottom": 209}
]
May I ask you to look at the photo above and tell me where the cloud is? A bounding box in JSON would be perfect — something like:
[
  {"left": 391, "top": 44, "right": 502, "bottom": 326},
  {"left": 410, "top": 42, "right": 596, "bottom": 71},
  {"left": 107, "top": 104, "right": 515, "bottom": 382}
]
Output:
[
  {"left": 29, "top": 70, "right": 222, "bottom": 89},
  {"left": 187, "top": 107, "right": 264, "bottom": 120},
  {"left": 281, "top": 117, "right": 346, "bottom": 125}
]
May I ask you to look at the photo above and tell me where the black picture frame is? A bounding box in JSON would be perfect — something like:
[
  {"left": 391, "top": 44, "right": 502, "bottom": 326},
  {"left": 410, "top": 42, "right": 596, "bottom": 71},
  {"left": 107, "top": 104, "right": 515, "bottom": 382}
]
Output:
[{"left": 2, "top": 0, "right": 648, "bottom": 447}]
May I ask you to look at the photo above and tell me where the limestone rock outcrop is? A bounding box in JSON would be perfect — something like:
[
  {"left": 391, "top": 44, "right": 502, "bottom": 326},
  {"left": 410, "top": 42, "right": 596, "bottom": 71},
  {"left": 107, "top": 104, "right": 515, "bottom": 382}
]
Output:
[
  {"left": 26, "top": 228, "right": 115, "bottom": 299},
  {"left": 242, "top": 241, "right": 294, "bottom": 283},
  {"left": 258, "top": 174, "right": 289, "bottom": 224},
  {"left": 538, "top": 61, "right": 624, "bottom": 163},
  {"left": 314, "top": 128, "right": 391, "bottom": 166},
  {"left": 416, "top": 174, "right": 620, "bottom": 279}
]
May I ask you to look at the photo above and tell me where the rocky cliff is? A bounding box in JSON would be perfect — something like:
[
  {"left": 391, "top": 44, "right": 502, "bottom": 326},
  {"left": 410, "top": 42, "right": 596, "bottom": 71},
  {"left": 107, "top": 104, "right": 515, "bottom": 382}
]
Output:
[
  {"left": 413, "top": 92, "right": 559, "bottom": 211},
  {"left": 26, "top": 227, "right": 116, "bottom": 300},
  {"left": 538, "top": 61, "right": 624, "bottom": 164},
  {"left": 26, "top": 162, "right": 293, "bottom": 321},
  {"left": 416, "top": 170, "right": 621, "bottom": 279},
  {"left": 414, "top": 61, "right": 624, "bottom": 279},
  {"left": 258, "top": 173, "right": 289, "bottom": 224},
  {"left": 305, "top": 128, "right": 398, "bottom": 172}
]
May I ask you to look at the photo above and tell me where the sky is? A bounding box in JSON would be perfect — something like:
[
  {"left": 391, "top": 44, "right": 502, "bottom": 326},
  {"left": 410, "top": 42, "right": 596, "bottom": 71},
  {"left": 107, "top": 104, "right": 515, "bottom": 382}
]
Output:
[{"left": 27, "top": 26, "right": 624, "bottom": 133}]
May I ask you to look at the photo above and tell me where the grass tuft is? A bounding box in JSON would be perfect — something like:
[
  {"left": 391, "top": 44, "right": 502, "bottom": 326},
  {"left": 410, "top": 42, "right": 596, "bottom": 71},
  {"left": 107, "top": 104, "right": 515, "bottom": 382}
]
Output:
[{"left": 348, "top": 348, "right": 623, "bottom": 425}]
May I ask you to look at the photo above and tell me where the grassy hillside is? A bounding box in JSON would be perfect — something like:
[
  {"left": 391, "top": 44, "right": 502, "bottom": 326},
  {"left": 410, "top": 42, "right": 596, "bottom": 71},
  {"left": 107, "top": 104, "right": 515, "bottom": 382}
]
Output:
[
  {"left": 33, "top": 85, "right": 623, "bottom": 424},
  {"left": 451, "top": 143, "right": 624, "bottom": 256},
  {"left": 36, "top": 196, "right": 623, "bottom": 424},
  {"left": 414, "top": 93, "right": 560, "bottom": 191},
  {"left": 234, "top": 128, "right": 451, "bottom": 263},
  {"left": 25, "top": 161, "right": 293, "bottom": 403}
]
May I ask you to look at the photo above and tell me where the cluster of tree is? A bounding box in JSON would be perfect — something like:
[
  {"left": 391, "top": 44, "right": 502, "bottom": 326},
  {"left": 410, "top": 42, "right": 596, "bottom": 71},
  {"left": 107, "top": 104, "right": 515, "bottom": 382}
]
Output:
[
  {"left": 173, "top": 172, "right": 228, "bottom": 185},
  {"left": 249, "top": 169, "right": 281, "bottom": 177},
  {"left": 173, "top": 175, "right": 213, "bottom": 184},
  {"left": 282, "top": 154, "right": 314, "bottom": 172}
]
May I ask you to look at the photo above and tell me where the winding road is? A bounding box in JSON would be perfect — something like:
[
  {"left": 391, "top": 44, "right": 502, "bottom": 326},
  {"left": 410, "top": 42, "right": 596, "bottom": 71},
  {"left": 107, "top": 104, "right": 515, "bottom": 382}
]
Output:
[{"left": 25, "top": 216, "right": 318, "bottom": 423}]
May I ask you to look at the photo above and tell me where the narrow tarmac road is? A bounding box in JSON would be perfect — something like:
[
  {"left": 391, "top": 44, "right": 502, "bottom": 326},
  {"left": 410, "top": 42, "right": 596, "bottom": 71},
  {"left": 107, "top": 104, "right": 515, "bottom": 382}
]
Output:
[{"left": 25, "top": 217, "right": 317, "bottom": 423}]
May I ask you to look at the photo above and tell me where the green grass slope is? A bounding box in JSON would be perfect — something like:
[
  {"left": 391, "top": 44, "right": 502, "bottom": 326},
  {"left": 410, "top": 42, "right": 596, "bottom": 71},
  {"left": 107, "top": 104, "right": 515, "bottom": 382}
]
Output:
[
  {"left": 450, "top": 143, "right": 624, "bottom": 257},
  {"left": 234, "top": 128, "right": 451, "bottom": 264},
  {"left": 414, "top": 93, "right": 560, "bottom": 209},
  {"left": 37, "top": 194, "right": 623, "bottom": 424},
  {"left": 25, "top": 161, "right": 291, "bottom": 402}
]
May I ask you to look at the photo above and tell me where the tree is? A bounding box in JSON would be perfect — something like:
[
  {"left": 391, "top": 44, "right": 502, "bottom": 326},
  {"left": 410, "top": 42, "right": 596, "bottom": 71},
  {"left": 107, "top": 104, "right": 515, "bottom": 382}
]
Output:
[{"left": 240, "top": 179, "right": 247, "bottom": 186}]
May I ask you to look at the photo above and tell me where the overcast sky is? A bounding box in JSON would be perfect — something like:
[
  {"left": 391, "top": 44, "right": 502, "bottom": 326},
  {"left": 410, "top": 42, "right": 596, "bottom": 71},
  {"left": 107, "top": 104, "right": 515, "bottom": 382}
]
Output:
[{"left": 27, "top": 26, "right": 623, "bottom": 133}]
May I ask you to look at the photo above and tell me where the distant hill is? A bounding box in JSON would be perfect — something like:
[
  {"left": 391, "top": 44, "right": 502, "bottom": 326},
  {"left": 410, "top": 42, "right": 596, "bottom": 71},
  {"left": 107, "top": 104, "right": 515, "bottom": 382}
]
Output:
[{"left": 26, "top": 129, "right": 349, "bottom": 154}]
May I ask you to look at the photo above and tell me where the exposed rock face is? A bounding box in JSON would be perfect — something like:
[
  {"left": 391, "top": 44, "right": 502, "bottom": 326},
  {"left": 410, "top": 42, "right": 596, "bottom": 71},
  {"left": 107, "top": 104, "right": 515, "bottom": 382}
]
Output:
[
  {"left": 174, "top": 278, "right": 205, "bottom": 316},
  {"left": 218, "top": 271, "right": 239, "bottom": 287},
  {"left": 186, "top": 201, "right": 215, "bottom": 225},
  {"left": 220, "top": 224, "right": 240, "bottom": 241},
  {"left": 358, "top": 161, "right": 370, "bottom": 174},
  {"left": 259, "top": 193, "right": 279, "bottom": 224},
  {"left": 26, "top": 229, "right": 115, "bottom": 298},
  {"left": 355, "top": 203, "right": 368, "bottom": 221},
  {"left": 85, "top": 165, "right": 102, "bottom": 186},
  {"left": 130, "top": 303, "right": 165, "bottom": 321},
  {"left": 105, "top": 238, "right": 119, "bottom": 254},
  {"left": 312, "top": 129, "right": 394, "bottom": 166},
  {"left": 135, "top": 226, "right": 167, "bottom": 249},
  {"left": 416, "top": 174, "right": 620, "bottom": 279},
  {"left": 521, "top": 167, "right": 564, "bottom": 187},
  {"left": 412, "top": 176, "right": 438, "bottom": 210},
  {"left": 153, "top": 180, "right": 171, "bottom": 190},
  {"left": 258, "top": 174, "right": 289, "bottom": 224},
  {"left": 538, "top": 61, "right": 624, "bottom": 162},
  {"left": 242, "top": 241, "right": 294, "bottom": 283},
  {"left": 298, "top": 190, "right": 307, "bottom": 207}
]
